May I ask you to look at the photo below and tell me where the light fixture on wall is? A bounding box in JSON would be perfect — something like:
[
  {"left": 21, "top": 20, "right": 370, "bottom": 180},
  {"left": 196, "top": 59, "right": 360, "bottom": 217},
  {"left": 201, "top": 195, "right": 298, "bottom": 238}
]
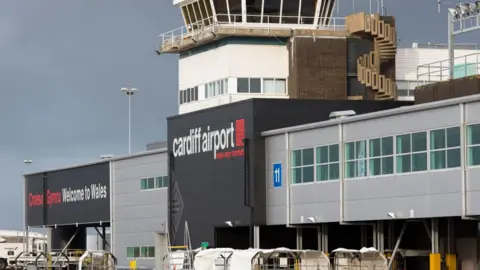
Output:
[
  {"left": 386, "top": 212, "right": 396, "bottom": 219},
  {"left": 307, "top": 217, "right": 316, "bottom": 223}
]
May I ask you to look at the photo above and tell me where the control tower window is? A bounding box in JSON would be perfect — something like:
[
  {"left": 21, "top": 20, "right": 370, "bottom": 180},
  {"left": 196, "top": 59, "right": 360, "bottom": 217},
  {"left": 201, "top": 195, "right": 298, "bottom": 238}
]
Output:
[
  {"left": 263, "top": 0, "right": 281, "bottom": 23},
  {"left": 246, "top": 0, "right": 263, "bottom": 22},
  {"left": 181, "top": 0, "right": 214, "bottom": 32}
]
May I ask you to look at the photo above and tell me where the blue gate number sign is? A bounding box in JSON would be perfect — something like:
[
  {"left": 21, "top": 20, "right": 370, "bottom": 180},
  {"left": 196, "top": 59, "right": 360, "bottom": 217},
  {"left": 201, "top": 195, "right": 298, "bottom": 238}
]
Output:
[{"left": 273, "top": 163, "right": 282, "bottom": 188}]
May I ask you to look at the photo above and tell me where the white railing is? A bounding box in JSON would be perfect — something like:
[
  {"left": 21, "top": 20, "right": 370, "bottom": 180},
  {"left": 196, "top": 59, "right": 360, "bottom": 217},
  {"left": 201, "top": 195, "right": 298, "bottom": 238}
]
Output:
[
  {"left": 416, "top": 52, "right": 480, "bottom": 84},
  {"left": 159, "top": 14, "right": 346, "bottom": 52}
]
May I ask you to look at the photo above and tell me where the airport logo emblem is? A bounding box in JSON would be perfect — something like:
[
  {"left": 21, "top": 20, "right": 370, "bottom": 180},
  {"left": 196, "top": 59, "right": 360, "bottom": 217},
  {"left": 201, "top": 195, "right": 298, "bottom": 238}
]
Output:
[{"left": 172, "top": 119, "right": 245, "bottom": 160}]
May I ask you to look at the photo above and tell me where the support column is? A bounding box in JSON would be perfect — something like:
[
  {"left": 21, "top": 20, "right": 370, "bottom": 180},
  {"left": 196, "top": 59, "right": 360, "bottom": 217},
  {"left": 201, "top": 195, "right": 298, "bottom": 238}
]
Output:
[
  {"left": 102, "top": 226, "right": 107, "bottom": 250},
  {"left": 317, "top": 224, "right": 328, "bottom": 252},
  {"left": 430, "top": 219, "right": 441, "bottom": 270},
  {"left": 296, "top": 228, "right": 303, "bottom": 250},
  {"left": 445, "top": 218, "right": 457, "bottom": 270},
  {"left": 376, "top": 220, "right": 385, "bottom": 251},
  {"left": 361, "top": 225, "right": 368, "bottom": 247},
  {"left": 253, "top": 226, "right": 260, "bottom": 249},
  {"left": 25, "top": 227, "right": 29, "bottom": 253}
]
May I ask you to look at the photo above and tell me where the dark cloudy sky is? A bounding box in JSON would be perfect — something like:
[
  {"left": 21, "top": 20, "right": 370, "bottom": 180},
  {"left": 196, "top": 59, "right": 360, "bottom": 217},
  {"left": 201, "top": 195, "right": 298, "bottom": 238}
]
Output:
[{"left": 0, "top": 0, "right": 478, "bottom": 229}]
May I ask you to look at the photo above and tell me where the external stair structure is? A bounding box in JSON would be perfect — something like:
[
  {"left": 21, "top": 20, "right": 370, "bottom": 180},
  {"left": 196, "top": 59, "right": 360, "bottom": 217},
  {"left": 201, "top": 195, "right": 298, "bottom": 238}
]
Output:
[{"left": 346, "top": 12, "right": 397, "bottom": 100}]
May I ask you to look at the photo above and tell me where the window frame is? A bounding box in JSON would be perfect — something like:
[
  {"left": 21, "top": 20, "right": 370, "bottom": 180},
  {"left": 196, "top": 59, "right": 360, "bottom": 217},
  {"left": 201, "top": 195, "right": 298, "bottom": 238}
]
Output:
[
  {"left": 429, "top": 126, "right": 461, "bottom": 171},
  {"left": 395, "top": 130, "right": 429, "bottom": 175},
  {"left": 367, "top": 135, "right": 394, "bottom": 177},
  {"left": 315, "top": 143, "right": 340, "bottom": 181},
  {"left": 262, "top": 78, "right": 287, "bottom": 94},
  {"left": 205, "top": 78, "right": 228, "bottom": 98},
  {"left": 141, "top": 175, "right": 169, "bottom": 191},
  {"left": 466, "top": 122, "right": 480, "bottom": 167},
  {"left": 290, "top": 147, "right": 315, "bottom": 184},
  {"left": 126, "top": 246, "right": 140, "bottom": 259},
  {"left": 343, "top": 139, "right": 368, "bottom": 179}
]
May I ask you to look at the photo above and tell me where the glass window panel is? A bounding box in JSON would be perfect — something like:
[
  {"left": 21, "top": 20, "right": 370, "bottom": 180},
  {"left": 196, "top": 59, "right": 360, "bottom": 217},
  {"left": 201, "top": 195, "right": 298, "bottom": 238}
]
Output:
[
  {"left": 369, "top": 138, "right": 381, "bottom": 157},
  {"left": 224, "top": 79, "right": 229, "bottom": 93},
  {"left": 345, "top": 161, "right": 356, "bottom": 178},
  {"left": 468, "top": 145, "right": 480, "bottom": 166},
  {"left": 430, "top": 129, "right": 446, "bottom": 150},
  {"left": 447, "top": 148, "right": 461, "bottom": 168},
  {"left": 396, "top": 154, "right": 411, "bottom": 173},
  {"left": 250, "top": 78, "right": 261, "bottom": 93},
  {"left": 446, "top": 127, "right": 460, "bottom": 148},
  {"left": 194, "top": 86, "right": 198, "bottom": 100},
  {"left": 155, "top": 177, "right": 162, "bottom": 188},
  {"left": 127, "top": 247, "right": 134, "bottom": 258},
  {"left": 220, "top": 80, "right": 224, "bottom": 94},
  {"left": 148, "top": 246, "right": 155, "bottom": 257},
  {"left": 237, "top": 78, "right": 249, "bottom": 93},
  {"left": 140, "top": 179, "right": 146, "bottom": 190},
  {"left": 329, "top": 144, "right": 339, "bottom": 162},
  {"left": 163, "top": 176, "right": 169, "bottom": 188},
  {"left": 276, "top": 79, "right": 286, "bottom": 93},
  {"left": 382, "top": 156, "right": 394, "bottom": 174},
  {"left": 316, "top": 164, "right": 329, "bottom": 181},
  {"left": 302, "top": 166, "right": 314, "bottom": 183},
  {"left": 302, "top": 148, "right": 314, "bottom": 165},
  {"left": 396, "top": 134, "right": 411, "bottom": 154},
  {"left": 263, "top": 78, "right": 277, "bottom": 94},
  {"left": 345, "top": 142, "right": 355, "bottom": 160},
  {"left": 430, "top": 150, "right": 446, "bottom": 170},
  {"left": 291, "top": 150, "right": 301, "bottom": 166},
  {"left": 412, "top": 152, "right": 428, "bottom": 171},
  {"left": 356, "top": 160, "right": 367, "bottom": 177},
  {"left": 292, "top": 168, "right": 302, "bottom": 184},
  {"left": 179, "top": 91, "right": 183, "bottom": 104},
  {"left": 467, "top": 124, "right": 480, "bottom": 145},
  {"left": 147, "top": 178, "right": 155, "bottom": 189},
  {"left": 382, "top": 136, "right": 393, "bottom": 155},
  {"left": 412, "top": 132, "right": 427, "bottom": 152},
  {"left": 316, "top": 146, "right": 329, "bottom": 164},
  {"left": 356, "top": 141, "right": 367, "bottom": 159},
  {"left": 369, "top": 158, "right": 381, "bottom": 176},
  {"left": 141, "top": 247, "right": 148, "bottom": 257},
  {"left": 329, "top": 163, "right": 339, "bottom": 180},
  {"left": 133, "top": 247, "right": 140, "bottom": 258}
]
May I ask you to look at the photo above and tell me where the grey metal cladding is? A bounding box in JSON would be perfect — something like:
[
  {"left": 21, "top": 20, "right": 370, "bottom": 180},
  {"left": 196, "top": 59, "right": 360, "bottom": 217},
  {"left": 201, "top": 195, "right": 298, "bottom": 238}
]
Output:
[
  {"left": 264, "top": 99, "right": 480, "bottom": 223},
  {"left": 112, "top": 152, "right": 168, "bottom": 269}
]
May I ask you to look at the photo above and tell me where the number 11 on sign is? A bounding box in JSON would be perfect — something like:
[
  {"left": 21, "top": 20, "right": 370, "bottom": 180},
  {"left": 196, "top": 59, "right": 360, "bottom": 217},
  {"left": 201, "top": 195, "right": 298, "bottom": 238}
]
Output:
[{"left": 273, "top": 163, "right": 282, "bottom": 188}]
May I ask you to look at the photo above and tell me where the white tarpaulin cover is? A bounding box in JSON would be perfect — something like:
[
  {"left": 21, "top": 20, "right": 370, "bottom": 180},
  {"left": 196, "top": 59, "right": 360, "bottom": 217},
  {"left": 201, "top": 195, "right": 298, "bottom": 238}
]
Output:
[
  {"left": 194, "top": 248, "right": 234, "bottom": 270},
  {"left": 230, "top": 248, "right": 292, "bottom": 270}
]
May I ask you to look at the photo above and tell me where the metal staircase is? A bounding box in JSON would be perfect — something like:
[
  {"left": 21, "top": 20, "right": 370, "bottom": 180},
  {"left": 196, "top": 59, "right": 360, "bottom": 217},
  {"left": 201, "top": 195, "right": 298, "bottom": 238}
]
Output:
[
  {"left": 165, "top": 221, "right": 194, "bottom": 270},
  {"left": 346, "top": 12, "right": 397, "bottom": 100}
]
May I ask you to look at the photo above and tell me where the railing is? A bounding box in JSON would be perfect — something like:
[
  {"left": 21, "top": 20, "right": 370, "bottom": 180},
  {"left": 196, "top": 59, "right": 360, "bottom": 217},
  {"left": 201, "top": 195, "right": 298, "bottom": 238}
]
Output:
[
  {"left": 416, "top": 52, "right": 480, "bottom": 84},
  {"left": 159, "top": 14, "right": 346, "bottom": 52}
]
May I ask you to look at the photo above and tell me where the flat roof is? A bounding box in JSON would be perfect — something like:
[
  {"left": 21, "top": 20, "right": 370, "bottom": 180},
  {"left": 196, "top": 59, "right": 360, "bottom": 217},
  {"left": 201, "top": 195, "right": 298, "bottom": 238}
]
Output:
[
  {"left": 261, "top": 94, "right": 480, "bottom": 136},
  {"left": 24, "top": 147, "right": 167, "bottom": 177}
]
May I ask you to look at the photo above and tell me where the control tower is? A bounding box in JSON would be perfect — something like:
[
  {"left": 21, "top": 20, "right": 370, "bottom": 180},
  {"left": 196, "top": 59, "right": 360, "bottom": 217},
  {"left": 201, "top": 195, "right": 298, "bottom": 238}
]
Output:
[{"left": 158, "top": 0, "right": 397, "bottom": 114}]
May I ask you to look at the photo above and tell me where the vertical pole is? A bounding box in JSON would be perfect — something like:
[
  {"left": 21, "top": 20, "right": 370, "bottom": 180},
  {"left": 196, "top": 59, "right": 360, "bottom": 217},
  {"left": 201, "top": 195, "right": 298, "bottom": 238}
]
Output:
[
  {"left": 102, "top": 226, "right": 107, "bottom": 250},
  {"left": 448, "top": 12, "right": 455, "bottom": 80},
  {"left": 128, "top": 93, "right": 132, "bottom": 154}
]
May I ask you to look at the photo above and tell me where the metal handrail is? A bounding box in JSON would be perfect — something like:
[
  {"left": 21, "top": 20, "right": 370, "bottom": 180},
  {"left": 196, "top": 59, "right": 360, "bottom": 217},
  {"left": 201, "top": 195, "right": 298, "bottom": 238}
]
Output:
[
  {"left": 416, "top": 52, "right": 480, "bottom": 84},
  {"left": 158, "top": 14, "right": 346, "bottom": 51}
]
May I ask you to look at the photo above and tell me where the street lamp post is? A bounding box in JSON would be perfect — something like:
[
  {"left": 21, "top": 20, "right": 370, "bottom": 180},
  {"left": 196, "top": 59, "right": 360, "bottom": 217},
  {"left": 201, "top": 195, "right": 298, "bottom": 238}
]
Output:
[
  {"left": 121, "top": 87, "right": 138, "bottom": 154},
  {"left": 22, "top": 159, "right": 33, "bottom": 254}
]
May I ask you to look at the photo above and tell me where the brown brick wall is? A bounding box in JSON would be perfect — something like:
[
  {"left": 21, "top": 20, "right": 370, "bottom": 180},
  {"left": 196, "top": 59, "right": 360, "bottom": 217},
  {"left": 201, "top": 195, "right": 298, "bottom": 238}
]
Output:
[
  {"left": 414, "top": 75, "right": 480, "bottom": 104},
  {"left": 288, "top": 37, "right": 347, "bottom": 100}
]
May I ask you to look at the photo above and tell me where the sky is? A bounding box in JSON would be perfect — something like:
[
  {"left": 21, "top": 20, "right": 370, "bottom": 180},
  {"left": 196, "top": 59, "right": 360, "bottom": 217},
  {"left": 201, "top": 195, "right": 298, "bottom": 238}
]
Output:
[{"left": 0, "top": 0, "right": 478, "bottom": 230}]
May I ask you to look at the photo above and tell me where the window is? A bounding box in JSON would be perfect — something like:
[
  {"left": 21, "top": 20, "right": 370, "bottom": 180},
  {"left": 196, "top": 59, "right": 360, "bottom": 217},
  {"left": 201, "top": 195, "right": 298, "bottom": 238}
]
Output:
[
  {"left": 263, "top": 78, "right": 286, "bottom": 94},
  {"left": 237, "top": 78, "right": 261, "bottom": 93},
  {"left": 368, "top": 136, "right": 394, "bottom": 176},
  {"left": 396, "top": 132, "right": 428, "bottom": 173},
  {"left": 127, "top": 246, "right": 154, "bottom": 258},
  {"left": 141, "top": 176, "right": 168, "bottom": 190},
  {"left": 179, "top": 86, "right": 198, "bottom": 105},
  {"left": 141, "top": 246, "right": 155, "bottom": 258},
  {"left": 291, "top": 148, "right": 314, "bottom": 184},
  {"left": 315, "top": 144, "right": 339, "bottom": 181},
  {"left": 126, "top": 247, "right": 140, "bottom": 258},
  {"left": 430, "top": 127, "right": 461, "bottom": 170},
  {"left": 155, "top": 176, "right": 169, "bottom": 188},
  {"left": 344, "top": 140, "right": 367, "bottom": 178},
  {"left": 467, "top": 123, "right": 480, "bottom": 166},
  {"left": 205, "top": 78, "right": 228, "bottom": 98}
]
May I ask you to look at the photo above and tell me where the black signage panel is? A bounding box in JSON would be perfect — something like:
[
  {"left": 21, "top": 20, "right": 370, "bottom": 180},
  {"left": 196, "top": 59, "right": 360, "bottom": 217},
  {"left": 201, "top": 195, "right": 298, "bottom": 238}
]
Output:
[
  {"left": 168, "top": 101, "right": 254, "bottom": 247},
  {"left": 25, "top": 162, "right": 110, "bottom": 226}
]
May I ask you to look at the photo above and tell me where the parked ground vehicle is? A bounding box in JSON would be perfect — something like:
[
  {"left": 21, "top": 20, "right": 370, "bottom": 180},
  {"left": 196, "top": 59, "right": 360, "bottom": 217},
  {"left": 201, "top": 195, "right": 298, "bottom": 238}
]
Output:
[{"left": 0, "top": 230, "right": 47, "bottom": 269}]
